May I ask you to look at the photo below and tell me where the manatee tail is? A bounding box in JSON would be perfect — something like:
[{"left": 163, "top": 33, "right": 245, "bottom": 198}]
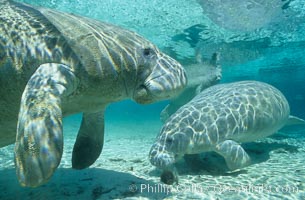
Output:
[{"left": 286, "top": 115, "right": 305, "bottom": 126}]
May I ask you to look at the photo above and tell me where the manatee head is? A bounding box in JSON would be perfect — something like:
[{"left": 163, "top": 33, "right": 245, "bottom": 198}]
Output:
[
  {"left": 133, "top": 46, "right": 187, "bottom": 104},
  {"left": 90, "top": 23, "right": 187, "bottom": 104},
  {"left": 87, "top": 25, "right": 187, "bottom": 104},
  {"left": 131, "top": 43, "right": 187, "bottom": 104},
  {"left": 112, "top": 32, "right": 186, "bottom": 104},
  {"left": 149, "top": 121, "right": 192, "bottom": 169}
]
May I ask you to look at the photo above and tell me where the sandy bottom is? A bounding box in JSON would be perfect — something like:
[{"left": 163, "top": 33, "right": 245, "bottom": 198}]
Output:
[{"left": 0, "top": 113, "right": 305, "bottom": 200}]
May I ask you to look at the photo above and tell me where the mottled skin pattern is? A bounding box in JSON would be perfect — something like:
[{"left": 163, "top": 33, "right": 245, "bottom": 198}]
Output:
[
  {"left": 0, "top": 1, "right": 187, "bottom": 187},
  {"left": 150, "top": 81, "right": 295, "bottom": 175},
  {"left": 160, "top": 53, "right": 221, "bottom": 122}
]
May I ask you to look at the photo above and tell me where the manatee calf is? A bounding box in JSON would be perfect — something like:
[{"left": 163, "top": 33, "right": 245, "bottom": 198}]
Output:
[
  {"left": 149, "top": 81, "right": 305, "bottom": 182},
  {"left": 0, "top": 0, "right": 187, "bottom": 187}
]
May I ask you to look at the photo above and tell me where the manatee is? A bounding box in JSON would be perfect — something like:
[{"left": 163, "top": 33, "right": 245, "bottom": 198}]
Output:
[
  {"left": 0, "top": 1, "right": 187, "bottom": 187},
  {"left": 149, "top": 81, "right": 305, "bottom": 183},
  {"left": 160, "top": 52, "right": 221, "bottom": 122}
]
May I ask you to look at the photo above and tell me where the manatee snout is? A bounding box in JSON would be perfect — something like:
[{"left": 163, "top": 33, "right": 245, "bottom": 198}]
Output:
[
  {"left": 149, "top": 143, "right": 175, "bottom": 169},
  {"left": 133, "top": 54, "right": 187, "bottom": 104},
  {"left": 149, "top": 131, "right": 191, "bottom": 169}
]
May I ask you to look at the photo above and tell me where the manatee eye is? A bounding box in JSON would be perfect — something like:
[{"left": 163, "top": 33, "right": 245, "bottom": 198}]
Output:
[
  {"left": 143, "top": 48, "right": 153, "bottom": 57},
  {"left": 166, "top": 137, "right": 173, "bottom": 145},
  {"left": 165, "top": 136, "right": 177, "bottom": 152}
]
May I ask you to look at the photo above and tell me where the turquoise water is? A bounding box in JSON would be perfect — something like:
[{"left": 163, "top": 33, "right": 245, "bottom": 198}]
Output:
[{"left": 1, "top": 0, "right": 305, "bottom": 199}]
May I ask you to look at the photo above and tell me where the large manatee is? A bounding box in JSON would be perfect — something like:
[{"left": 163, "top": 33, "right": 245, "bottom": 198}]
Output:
[{"left": 0, "top": 0, "right": 186, "bottom": 187}]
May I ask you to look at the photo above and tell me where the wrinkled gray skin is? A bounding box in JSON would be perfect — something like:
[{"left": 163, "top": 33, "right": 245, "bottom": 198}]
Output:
[
  {"left": 160, "top": 53, "right": 221, "bottom": 122},
  {"left": 0, "top": 1, "right": 186, "bottom": 187},
  {"left": 150, "top": 81, "right": 305, "bottom": 182}
]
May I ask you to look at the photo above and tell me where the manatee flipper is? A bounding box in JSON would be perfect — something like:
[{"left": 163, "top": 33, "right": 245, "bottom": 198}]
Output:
[
  {"left": 285, "top": 115, "right": 305, "bottom": 126},
  {"left": 195, "top": 52, "right": 221, "bottom": 95},
  {"left": 160, "top": 105, "right": 172, "bottom": 123},
  {"left": 72, "top": 110, "right": 105, "bottom": 169},
  {"left": 15, "top": 63, "right": 78, "bottom": 187},
  {"left": 214, "top": 140, "right": 251, "bottom": 171}
]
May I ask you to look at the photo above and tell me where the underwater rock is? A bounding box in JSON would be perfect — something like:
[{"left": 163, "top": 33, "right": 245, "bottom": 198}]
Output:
[
  {"left": 160, "top": 168, "right": 179, "bottom": 185},
  {"left": 160, "top": 170, "right": 176, "bottom": 185}
]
